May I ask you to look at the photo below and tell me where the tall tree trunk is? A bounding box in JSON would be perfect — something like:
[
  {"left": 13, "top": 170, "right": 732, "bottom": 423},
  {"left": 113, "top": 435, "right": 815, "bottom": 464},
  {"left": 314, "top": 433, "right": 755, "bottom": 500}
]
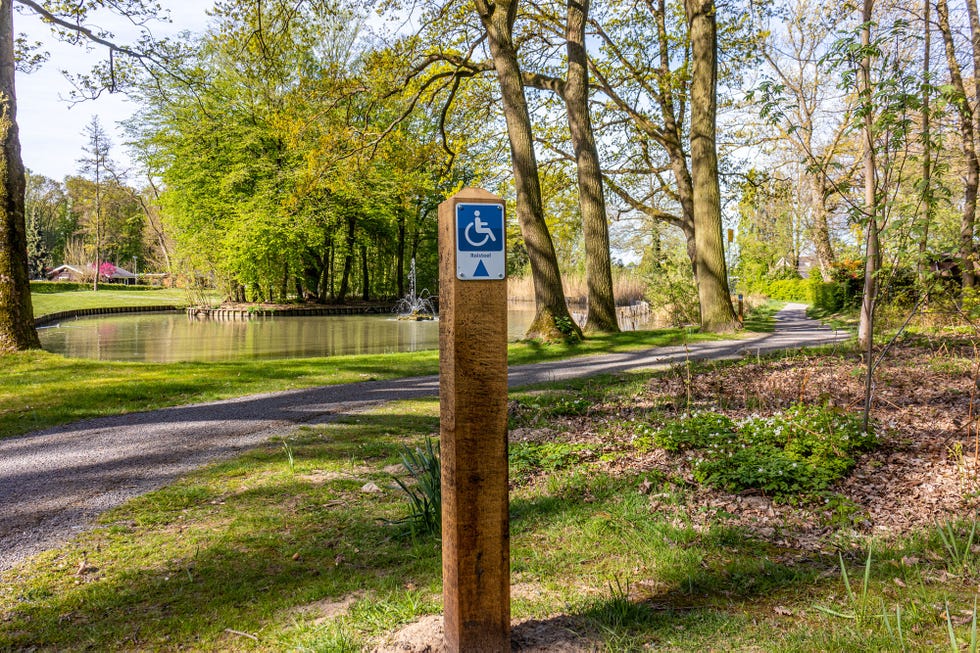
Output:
[
  {"left": 361, "top": 243, "right": 369, "bottom": 301},
  {"left": 918, "top": 0, "right": 933, "bottom": 286},
  {"left": 280, "top": 261, "right": 289, "bottom": 303},
  {"left": 396, "top": 207, "right": 406, "bottom": 298},
  {"left": 857, "top": 0, "right": 880, "bottom": 357},
  {"left": 564, "top": 0, "right": 618, "bottom": 333},
  {"left": 684, "top": 0, "right": 737, "bottom": 332},
  {"left": 474, "top": 0, "right": 581, "bottom": 341},
  {"left": 0, "top": 0, "right": 39, "bottom": 352},
  {"left": 93, "top": 158, "right": 101, "bottom": 292},
  {"left": 937, "top": 0, "right": 979, "bottom": 290},
  {"left": 809, "top": 178, "right": 837, "bottom": 281},
  {"left": 337, "top": 215, "right": 355, "bottom": 303}
]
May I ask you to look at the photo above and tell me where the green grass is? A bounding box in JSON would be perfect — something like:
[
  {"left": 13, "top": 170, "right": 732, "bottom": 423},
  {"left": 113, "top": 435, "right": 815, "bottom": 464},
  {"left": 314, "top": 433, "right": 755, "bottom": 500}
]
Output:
[
  {"left": 0, "top": 394, "right": 975, "bottom": 651},
  {"left": 3, "top": 302, "right": 775, "bottom": 440},
  {"left": 742, "top": 300, "right": 783, "bottom": 332},
  {"left": 31, "top": 288, "right": 198, "bottom": 317}
]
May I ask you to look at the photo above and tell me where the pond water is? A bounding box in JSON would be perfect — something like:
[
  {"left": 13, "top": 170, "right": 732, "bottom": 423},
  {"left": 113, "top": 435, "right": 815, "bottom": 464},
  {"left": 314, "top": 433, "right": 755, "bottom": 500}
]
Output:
[{"left": 38, "top": 309, "right": 542, "bottom": 362}]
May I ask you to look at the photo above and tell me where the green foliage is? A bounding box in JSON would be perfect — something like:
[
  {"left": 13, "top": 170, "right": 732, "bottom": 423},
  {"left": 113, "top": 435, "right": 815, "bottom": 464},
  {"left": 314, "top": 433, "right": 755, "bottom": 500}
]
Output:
[
  {"left": 554, "top": 314, "right": 578, "bottom": 338},
  {"left": 637, "top": 228, "right": 700, "bottom": 326},
  {"left": 652, "top": 412, "right": 736, "bottom": 452},
  {"left": 26, "top": 213, "right": 49, "bottom": 280},
  {"left": 130, "top": 2, "right": 452, "bottom": 303},
  {"left": 390, "top": 437, "right": 441, "bottom": 536},
  {"left": 30, "top": 281, "right": 154, "bottom": 294},
  {"left": 758, "top": 278, "right": 812, "bottom": 302},
  {"left": 509, "top": 441, "right": 587, "bottom": 481},
  {"left": 810, "top": 259, "right": 865, "bottom": 314},
  {"left": 945, "top": 597, "right": 978, "bottom": 653},
  {"left": 814, "top": 550, "right": 875, "bottom": 625},
  {"left": 509, "top": 392, "right": 593, "bottom": 429},
  {"left": 935, "top": 519, "right": 978, "bottom": 574},
  {"left": 652, "top": 405, "right": 876, "bottom": 498}
]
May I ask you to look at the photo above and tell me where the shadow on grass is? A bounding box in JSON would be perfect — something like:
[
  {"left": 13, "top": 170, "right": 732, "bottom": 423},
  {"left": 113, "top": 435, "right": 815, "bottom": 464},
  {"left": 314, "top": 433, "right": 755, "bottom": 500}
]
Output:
[{"left": 1, "top": 473, "right": 443, "bottom": 650}]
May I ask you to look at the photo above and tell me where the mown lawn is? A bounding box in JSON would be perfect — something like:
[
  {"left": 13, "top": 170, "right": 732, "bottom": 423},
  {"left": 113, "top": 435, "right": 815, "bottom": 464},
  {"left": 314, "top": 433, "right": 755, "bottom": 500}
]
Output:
[{"left": 31, "top": 288, "right": 197, "bottom": 318}]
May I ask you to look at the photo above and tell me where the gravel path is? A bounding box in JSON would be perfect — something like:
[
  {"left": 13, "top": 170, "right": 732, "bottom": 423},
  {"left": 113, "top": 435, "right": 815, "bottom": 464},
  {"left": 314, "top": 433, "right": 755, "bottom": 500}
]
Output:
[{"left": 0, "top": 303, "right": 842, "bottom": 571}]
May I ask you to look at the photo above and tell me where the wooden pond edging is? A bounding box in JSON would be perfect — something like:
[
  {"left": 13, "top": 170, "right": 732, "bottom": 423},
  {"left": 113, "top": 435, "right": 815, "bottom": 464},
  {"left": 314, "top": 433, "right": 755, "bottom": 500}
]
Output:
[
  {"left": 35, "top": 305, "right": 183, "bottom": 327},
  {"left": 186, "top": 303, "right": 400, "bottom": 321}
]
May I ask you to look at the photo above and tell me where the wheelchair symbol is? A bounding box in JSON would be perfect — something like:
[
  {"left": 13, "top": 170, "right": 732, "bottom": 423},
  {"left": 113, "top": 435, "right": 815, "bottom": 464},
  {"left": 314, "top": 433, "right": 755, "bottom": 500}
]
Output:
[{"left": 464, "top": 211, "right": 497, "bottom": 248}]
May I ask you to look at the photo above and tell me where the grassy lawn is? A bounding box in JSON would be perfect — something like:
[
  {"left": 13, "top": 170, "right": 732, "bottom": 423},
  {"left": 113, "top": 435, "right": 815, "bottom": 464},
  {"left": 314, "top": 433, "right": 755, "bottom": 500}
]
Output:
[
  {"left": 1, "top": 358, "right": 976, "bottom": 651},
  {"left": 3, "top": 304, "right": 777, "bottom": 440},
  {"left": 31, "top": 288, "right": 198, "bottom": 318}
]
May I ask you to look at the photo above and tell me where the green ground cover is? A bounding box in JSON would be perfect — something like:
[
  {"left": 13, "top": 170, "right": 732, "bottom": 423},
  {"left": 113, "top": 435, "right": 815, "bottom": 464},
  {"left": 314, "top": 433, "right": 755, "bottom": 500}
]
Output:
[{"left": 0, "top": 372, "right": 975, "bottom": 651}]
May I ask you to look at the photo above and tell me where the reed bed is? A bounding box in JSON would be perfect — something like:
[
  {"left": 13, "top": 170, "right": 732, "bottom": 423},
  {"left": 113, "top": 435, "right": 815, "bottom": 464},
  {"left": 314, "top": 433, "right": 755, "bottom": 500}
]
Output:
[{"left": 508, "top": 273, "right": 648, "bottom": 306}]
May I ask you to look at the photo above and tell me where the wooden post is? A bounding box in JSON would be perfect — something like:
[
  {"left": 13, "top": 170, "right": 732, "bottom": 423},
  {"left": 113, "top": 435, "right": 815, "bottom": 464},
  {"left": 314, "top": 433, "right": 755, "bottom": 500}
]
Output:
[{"left": 439, "top": 188, "right": 510, "bottom": 652}]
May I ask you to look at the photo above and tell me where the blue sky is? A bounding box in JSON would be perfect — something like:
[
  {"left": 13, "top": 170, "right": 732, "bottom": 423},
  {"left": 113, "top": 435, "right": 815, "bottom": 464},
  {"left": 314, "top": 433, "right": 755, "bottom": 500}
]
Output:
[{"left": 15, "top": 1, "right": 212, "bottom": 181}]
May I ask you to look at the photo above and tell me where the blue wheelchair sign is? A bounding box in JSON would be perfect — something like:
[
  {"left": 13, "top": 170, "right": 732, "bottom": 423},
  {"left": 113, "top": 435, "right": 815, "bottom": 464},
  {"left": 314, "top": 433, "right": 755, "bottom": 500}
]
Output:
[{"left": 456, "top": 203, "right": 505, "bottom": 280}]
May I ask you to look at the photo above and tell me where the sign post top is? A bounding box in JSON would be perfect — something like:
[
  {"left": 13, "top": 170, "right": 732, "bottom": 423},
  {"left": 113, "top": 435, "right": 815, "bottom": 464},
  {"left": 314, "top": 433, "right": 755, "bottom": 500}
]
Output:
[{"left": 453, "top": 197, "right": 506, "bottom": 281}]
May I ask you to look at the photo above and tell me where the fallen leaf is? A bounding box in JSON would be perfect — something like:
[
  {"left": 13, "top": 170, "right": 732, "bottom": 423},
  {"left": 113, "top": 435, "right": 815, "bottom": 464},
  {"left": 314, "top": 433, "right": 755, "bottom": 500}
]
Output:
[
  {"left": 893, "top": 578, "right": 906, "bottom": 588},
  {"left": 774, "top": 606, "right": 793, "bottom": 616}
]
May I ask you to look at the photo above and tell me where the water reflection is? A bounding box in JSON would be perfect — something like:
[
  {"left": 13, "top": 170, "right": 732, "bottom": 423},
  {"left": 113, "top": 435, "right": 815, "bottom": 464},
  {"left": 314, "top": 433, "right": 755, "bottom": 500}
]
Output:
[{"left": 39, "top": 310, "right": 539, "bottom": 362}]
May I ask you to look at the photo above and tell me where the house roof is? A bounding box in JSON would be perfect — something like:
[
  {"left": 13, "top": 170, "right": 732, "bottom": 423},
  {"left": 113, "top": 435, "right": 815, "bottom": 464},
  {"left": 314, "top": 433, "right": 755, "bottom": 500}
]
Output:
[{"left": 46, "top": 264, "right": 85, "bottom": 278}]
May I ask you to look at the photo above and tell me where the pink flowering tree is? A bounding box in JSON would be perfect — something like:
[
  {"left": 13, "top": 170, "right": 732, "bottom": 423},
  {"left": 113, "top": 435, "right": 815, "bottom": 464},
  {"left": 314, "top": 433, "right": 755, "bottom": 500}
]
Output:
[{"left": 99, "top": 262, "right": 116, "bottom": 280}]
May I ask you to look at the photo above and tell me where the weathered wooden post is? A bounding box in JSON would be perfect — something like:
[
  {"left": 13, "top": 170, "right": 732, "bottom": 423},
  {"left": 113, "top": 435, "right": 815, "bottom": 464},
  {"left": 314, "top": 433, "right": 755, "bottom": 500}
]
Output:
[{"left": 438, "top": 188, "right": 510, "bottom": 652}]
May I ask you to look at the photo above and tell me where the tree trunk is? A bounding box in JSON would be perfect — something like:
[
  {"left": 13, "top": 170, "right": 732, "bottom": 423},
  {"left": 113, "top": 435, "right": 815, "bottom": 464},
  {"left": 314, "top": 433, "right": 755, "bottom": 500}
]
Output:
[
  {"left": 361, "top": 243, "right": 369, "bottom": 301},
  {"left": 93, "top": 159, "right": 101, "bottom": 292},
  {"left": 564, "top": 0, "right": 618, "bottom": 333},
  {"left": 396, "top": 209, "right": 406, "bottom": 299},
  {"left": 918, "top": 0, "right": 933, "bottom": 286},
  {"left": 280, "top": 261, "right": 289, "bottom": 303},
  {"left": 337, "top": 215, "right": 355, "bottom": 303},
  {"left": 857, "top": 0, "right": 879, "bottom": 357},
  {"left": 0, "top": 0, "right": 39, "bottom": 353},
  {"left": 937, "top": 0, "right": 979, "bottom": 291},
  {"left": 684, "top": 0, "right": 737, "bottom": 332},
  {"left": 809, "top": 178, "right": 837, "bottom": 281},
  {"left": 474, "top": 0, "right": 580, "bottom": 341}
]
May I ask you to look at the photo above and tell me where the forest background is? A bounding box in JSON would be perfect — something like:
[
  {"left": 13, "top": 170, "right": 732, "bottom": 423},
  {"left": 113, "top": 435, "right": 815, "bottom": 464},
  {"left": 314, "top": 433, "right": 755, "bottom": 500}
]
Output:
[{"left": 2, "top": 0, "right": 978, "bottom": 348}]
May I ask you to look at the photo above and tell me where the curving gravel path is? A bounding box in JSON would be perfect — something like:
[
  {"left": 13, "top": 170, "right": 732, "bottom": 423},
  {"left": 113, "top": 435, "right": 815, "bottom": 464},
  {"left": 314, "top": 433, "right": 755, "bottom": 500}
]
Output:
[{"left": 0, "top": 303, "right": 843, "bottom": 571}]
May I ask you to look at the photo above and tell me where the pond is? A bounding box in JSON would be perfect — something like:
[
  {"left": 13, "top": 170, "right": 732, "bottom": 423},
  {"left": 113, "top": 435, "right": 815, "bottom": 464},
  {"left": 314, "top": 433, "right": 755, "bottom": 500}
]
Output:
[{"left": 38, "top": 309, "right": 543, "bottom": 363}]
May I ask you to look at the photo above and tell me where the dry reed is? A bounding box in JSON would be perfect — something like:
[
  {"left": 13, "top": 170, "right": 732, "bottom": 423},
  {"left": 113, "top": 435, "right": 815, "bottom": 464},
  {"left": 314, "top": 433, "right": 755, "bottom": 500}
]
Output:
[{"left": 508, "top": 273, "right": 648, "bottom": 306}]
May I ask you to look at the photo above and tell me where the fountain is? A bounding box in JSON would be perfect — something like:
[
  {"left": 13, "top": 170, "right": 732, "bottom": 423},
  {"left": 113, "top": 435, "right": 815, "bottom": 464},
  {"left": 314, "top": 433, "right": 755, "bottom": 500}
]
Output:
[{"left": 394, "top": 259, "right": 436, "bottom": 321}]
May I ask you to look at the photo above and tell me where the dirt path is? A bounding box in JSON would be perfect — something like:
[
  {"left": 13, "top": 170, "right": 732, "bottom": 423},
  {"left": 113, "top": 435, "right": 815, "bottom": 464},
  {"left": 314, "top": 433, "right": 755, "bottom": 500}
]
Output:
[{"left": 0, "top": 304, "right": 842, "bottom": 571}]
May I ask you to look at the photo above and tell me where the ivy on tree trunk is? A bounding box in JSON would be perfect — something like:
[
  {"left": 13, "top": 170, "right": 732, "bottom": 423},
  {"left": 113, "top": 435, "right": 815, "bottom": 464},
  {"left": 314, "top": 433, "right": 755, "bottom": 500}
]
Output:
[{"left": 0, "top": 0, "right": 39, "bottom": 353}]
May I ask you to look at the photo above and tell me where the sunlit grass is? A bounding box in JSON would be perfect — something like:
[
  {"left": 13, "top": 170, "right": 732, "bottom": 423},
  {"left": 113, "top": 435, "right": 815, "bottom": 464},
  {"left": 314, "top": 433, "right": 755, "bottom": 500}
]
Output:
[
  {"left": 31, "top": 288, "right": 199, "bottom": 318},
  {"left": 0, "top": 394, "right": 976, "bottom": 651}
]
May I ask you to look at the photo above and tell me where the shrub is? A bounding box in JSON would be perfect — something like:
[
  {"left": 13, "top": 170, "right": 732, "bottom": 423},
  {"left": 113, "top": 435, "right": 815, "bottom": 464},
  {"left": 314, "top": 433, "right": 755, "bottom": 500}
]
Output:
[
  {"left": 764, "top": 278, "right": 812, "bottom": 302},
  {"left": 30, "top": 281, "right": 152, "bottom": 293},
  {"left": 651, "top": 405, "right": 875, "bottom": 498},
  {"left": 809, "top": 275, "right": 861, "bottom": 314}
]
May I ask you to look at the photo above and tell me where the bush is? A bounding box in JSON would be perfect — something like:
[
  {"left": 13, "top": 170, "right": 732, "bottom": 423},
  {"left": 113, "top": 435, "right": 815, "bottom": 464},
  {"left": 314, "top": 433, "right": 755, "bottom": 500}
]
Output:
[
  {"left": 809, "top": 276, "right": 861, "bottom": 314},
  {"left": 763, "top": 278, "right": 812, "bottom": 302},
  {"left": 651, "top": 405, "right": 876, "bottom": 498},
  {"left": 30, "top": 281, "right": 152, "bottom": 294}
]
